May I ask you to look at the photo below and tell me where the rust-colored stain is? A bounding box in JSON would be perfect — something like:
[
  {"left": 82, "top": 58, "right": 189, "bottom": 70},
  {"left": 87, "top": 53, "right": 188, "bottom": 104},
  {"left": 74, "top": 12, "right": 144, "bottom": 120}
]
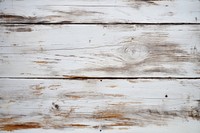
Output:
[
  {"left": 64, "top": 124, "right": 89, "bottom": 128},
  {"left": 107, "top": 122, "right": 135, "bottom": 127},
  {"left": 0, "top": 122, "right": 41, "bottom": 131},
  {"left": 63, "top": 75, "right": 89, "bottom": 80},
  {"left": 64, "top": 95, "right": 82, "bottom": 99},
  {"left": 94, "top": 110, "right": 124, "bottom": 119},
  {"left": 0, "top": 118, "right": 16, "bottom": 123},
  {"left": 34, "top": 61, "right": 49, "bottom": 64}
]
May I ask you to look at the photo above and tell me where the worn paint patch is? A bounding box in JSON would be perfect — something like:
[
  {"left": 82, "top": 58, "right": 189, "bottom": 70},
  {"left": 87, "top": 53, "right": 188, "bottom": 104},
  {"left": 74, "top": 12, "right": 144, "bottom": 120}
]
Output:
[
  {"left": 34, "top": 61, "right": 57, "bottom": 64},
  {"left": 64, "top": 124, "right": 89, "bottom": 128},
  {"left": 61, "top": 91, "right": 124, "bottom": 100},
  {"left": 0, "top": 13, "right": 36, "bottom": 22},
  {"left": 30, "top": 85, "right": 45, "bottom": 96},
  {"left": 0, "top": 117, "right": 16, "bottom": 123},
  {"left": 7, "top": 28, "right": 32, "bottom": 32},
  {"left": 94, "top": 111, "right": 124, "bottom": 119},
  {"left": 0, "top": 122, "right": 41, "bottom": 131}
]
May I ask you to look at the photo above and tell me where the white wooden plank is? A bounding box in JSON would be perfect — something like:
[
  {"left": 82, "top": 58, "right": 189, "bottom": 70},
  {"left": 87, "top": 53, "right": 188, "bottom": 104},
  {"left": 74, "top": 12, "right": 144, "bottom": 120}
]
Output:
[
  {"left": 0, "top": 79, "right": 199, "bottom": 132},
  {"left": 0, "top": 24, "right": 199, "bottom": 77},
  {"left": 0, "top": 0, "right": 199, "bottom": 23}
]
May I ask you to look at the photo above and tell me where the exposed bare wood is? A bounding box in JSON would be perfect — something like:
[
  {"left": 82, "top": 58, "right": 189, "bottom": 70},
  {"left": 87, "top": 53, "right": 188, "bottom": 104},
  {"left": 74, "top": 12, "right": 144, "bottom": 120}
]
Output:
[
  {"left": 0, "top": 0, "right": 199, "bottom": 132},
  {"left": 0, "top": 79, "right": 199, "bottom": 132},
  {"left": 0, "top": 0, "right": 199, "bottom": 23},
  {"left": 0, "top": 24, "right": 199, "bottom": 77}
]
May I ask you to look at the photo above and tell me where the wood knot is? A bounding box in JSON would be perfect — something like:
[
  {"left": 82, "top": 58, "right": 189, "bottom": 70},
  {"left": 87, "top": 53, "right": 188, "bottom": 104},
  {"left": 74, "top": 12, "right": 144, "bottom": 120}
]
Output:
[{"left": 118, "top": 44, "right": 148, "bottom": 63}]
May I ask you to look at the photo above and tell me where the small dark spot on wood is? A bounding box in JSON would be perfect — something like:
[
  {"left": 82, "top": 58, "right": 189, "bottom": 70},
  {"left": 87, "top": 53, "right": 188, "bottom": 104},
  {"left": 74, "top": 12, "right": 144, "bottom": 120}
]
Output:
[
  {"left": 100, "top": 80, "right": 102, "bottom": 82},
  {"left": 165, "top": 95, "right": 168, "bottom": 98},
  {"left": 195, "top": 17, "right": 197, "bottom": 21},
  {"left": 55, "top": 104, "right": 59, "bottom": 110},
  {"left": 52, "top": 102, "right": 59, "bottom": 110},
  {"left": 100, "top": 129, "right": 102, "bottom": 132}
]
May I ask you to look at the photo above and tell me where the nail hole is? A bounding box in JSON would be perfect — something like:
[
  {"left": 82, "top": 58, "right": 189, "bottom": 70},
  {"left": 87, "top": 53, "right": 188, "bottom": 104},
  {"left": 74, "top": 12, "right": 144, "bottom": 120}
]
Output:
[
  {"left": 165, "top": 95, "right": 168, "bottom": 98},
  {"left": 52, "top": 102, "right": 59, "bottom": 110}
]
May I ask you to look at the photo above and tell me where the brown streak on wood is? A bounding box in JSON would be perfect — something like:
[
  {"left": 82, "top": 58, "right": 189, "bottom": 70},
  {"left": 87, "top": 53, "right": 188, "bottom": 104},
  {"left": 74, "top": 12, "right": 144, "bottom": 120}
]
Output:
[
  {"left": 7, "top": 28, "right": 32, "bottom": 32},
  {"left": 34, "top": 61, "right": 51, "bottom": 64},
  {"left": 0, "top": 117, "right": 16, "bottom": 123},
  {"left": 63, "top": 75, "right": 89, "bottom": 80},
  {"left": 0, "top": 122, "right": 41, "bottom": 131},
  {"left": 105, "top": 94, "right": 124, "bottom": 97},
  {"left": 52, "top": 10, "right": 104, "bottom": 16},
  {"left": 64, "top": 95, "right": 82, "bottom": 99},
  {"left": 94, "top": 110, "right": 124, "bottom": 119},
  {"left": 62, "top": 91, "right": 124, "bottom": 100},
  {"left": 64, "top": 124, "right": 89, "bottom": 128},
  {"left": 0, "top": 13, "right": 36, "bottom": 21},
  {"left": 108, "top": 85, "right": 117, "bottom": 88}
]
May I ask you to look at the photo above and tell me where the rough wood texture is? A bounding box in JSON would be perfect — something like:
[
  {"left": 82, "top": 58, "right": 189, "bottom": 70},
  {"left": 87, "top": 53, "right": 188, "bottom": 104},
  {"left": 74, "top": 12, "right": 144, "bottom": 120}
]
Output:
[
  {"left": 0, "top": 0, "right": 200, "bottom": 132},
  {"left": 0, "top": 24, "right": 199, "bottom": 77},
  {"left": 0, "top": 79, "right": 200, "bottom": 132},
  {"left": 0, "top": 0, "right": 199, "bottom": 23}
]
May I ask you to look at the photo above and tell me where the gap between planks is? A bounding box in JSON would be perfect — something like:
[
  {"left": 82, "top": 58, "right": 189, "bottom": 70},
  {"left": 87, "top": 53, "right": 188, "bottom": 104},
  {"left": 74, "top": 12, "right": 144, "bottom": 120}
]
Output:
[
  {"left": 0, "top": 76, "right": 200, "bottom": 80},
  {"left": 0, "top": 22, "right": 200, "bottom": 25}
]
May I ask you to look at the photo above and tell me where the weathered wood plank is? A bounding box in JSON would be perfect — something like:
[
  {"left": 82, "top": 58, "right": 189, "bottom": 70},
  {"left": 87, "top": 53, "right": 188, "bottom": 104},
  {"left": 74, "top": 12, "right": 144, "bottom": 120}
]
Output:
[
  {"left": 0, "top": 24, "right": 199, "bottom": 77},
  {"left": 0, "top": 79, "right": 199, "bottom": 132},
  {"left": 0, "top": 0, "right": 199, "bottom": 23}
]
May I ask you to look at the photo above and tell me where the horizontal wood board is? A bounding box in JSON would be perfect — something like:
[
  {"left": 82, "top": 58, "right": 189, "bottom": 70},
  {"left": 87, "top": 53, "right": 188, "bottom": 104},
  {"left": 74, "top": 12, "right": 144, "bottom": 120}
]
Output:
[
  {"left": 0, "top": 24, "right": 200, "bottom": 77},
  {"left": 0, "top": 79, "right": 200, "bottom": 132},
  {"left": 0, "top": 0, "right": 200, "bottom": 132},
  {"left": 0, "top": 0, "right": 199, "bottom": 23}
]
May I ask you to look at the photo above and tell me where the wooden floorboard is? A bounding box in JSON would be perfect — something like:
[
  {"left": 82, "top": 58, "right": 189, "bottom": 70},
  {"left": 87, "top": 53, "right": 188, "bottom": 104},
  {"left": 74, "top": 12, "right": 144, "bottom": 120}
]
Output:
[
  {"left": 0, "top": 0, "right": 199, "bottom": 23},
  {"left": 0, "top": 79, "right": 199, "bottom": 132},
  {"left": 0, "top": 24, "right": 199, "bottom": 77},
  {"left": 0, "top": 0, "right": 200, "bottom": 132}
]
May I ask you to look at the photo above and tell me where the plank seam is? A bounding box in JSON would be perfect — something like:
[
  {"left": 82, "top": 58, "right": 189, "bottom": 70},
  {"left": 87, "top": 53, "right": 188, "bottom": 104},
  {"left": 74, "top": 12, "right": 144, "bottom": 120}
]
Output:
[
  {"left": 0, "top": 77, "right": 200, "bottom": 80},
  {"left": 0, "top": 23, "right": 200, "bottom": 25}
]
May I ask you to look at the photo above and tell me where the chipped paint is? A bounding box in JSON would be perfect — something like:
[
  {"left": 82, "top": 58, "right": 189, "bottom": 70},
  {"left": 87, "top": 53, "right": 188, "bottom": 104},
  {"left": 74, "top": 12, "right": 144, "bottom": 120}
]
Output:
[
  {"left": 0, "top": 122, "right": 41, "bottom": 131},
  {"left": 0, "top": 0, "right": 200, "bottom": 132}
]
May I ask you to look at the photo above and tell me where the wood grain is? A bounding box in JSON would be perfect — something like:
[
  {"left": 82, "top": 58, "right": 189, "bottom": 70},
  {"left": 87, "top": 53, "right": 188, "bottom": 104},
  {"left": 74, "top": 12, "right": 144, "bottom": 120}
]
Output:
[
  {"left": 0, "top": 79, "right": 199, "bottom": 132},
  {"left": 0, "top": 0, "right": 199, "bottom": 23},
  {"left": 0, "top": 24, "right": 199, "bottom": 77}
]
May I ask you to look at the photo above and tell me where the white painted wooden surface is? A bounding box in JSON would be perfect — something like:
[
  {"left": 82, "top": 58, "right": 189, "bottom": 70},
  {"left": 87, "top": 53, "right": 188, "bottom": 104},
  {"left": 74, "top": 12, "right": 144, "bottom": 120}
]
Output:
[
  {"left": 0, "top": 79, "right": 200, "bottom": 132},
  {"left": 0, "top": 24, "right": 200, "bottom": 77},
  {"left": 0, "top": 0, "right": 199, "bottom": 23},
  {"left": 0, "top": 0, "right": 200, "bottom": 132}
]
